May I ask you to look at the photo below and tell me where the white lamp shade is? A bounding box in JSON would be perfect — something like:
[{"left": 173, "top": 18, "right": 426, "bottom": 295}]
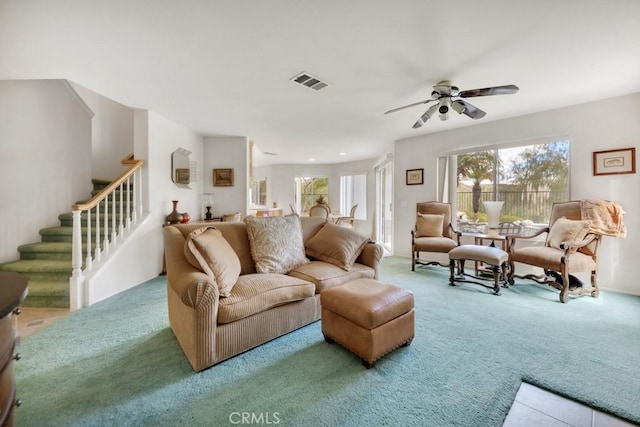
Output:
[{"left": 483, "top": 201, "right": 504, "bottom": 229}]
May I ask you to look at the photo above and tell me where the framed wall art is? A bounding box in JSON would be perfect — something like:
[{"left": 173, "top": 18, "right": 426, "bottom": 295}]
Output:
[
  {"left": 593, "top": 147, "right": 636, "bottom": 176},
  {"left": 175, "top": 168, "right": 190, "bottom": 184},
  {"left": 406, "top": 168, "right": 424, "bottom": 185},
  {"left": 213, "top": 168, "right": 234, "bottom": 186}
]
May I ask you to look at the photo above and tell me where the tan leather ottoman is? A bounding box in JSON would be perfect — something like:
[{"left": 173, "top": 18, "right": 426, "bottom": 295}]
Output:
[{"left": 320, "top": 278, "right": 415, "bottom": 368}]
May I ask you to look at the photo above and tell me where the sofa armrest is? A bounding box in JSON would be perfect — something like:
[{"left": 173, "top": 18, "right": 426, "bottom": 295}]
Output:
[
  {"left": 171, "top": 269, "right": 220, "bottom": 311},
  {"left": 356, "top": 242, "right": 384, "bottom": 279},
  {"left": 163, "top": 225, "right": 220, "bottom": 311}
]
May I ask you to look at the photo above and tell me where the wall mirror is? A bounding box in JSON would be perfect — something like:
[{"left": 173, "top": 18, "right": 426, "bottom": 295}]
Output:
[{"left": 172, "top": 148, "right": 191, "bottom": 185}]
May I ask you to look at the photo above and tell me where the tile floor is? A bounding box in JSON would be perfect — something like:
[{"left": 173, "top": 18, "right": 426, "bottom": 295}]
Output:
[
  {"left": 504, "top": 382, "right": 638, "bottom": 427},
  {"left": 13, "top": 307, "right": 639, "bottom": 427}
]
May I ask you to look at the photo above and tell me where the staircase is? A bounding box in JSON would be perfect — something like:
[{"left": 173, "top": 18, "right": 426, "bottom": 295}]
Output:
[{"left": 0, "top": 179, "right": 128, "bottom": 307}]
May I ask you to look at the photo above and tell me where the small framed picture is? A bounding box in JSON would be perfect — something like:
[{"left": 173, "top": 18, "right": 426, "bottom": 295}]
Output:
[
  {"left": 213, "top": 168, "right": 234, "bottom": 186},
  {"left": 406, "top": 168, "right": 424, "bottom": 185},
  {"left": 593, "top": 148, "right": 636, "bottom": 176},
  {"left": 175, "top": 168, "right": 190, "bottom": 184}
]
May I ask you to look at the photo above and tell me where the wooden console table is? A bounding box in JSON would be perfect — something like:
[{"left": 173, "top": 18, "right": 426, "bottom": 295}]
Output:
[{"left": 0, "top": 272, "right": 28, "bottom": 426}]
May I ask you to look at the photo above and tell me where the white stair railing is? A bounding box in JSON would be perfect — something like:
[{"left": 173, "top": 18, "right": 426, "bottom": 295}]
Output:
[{"left": 70, "top": 155, "right": 144, "bottom": 311}]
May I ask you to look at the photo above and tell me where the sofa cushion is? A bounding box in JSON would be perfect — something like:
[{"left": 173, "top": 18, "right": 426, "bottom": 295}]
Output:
[
  {"left": 547, "top": 216, "right": 590, "bottom": 252},
  {"left": 288, "top": 260, "right": 375, "bottom": 293},
  {"left": 244, "top": 215, "right": 309, "bottom": 274},
  {"left": 416, "top": 213, "right": 444, "bottom": 237},
  {"left": 217, "top": 273, "right": 315, "bottom": 324},
  {"left": 184, "top": 227, "right": 241, "bottom": 297},
  {"left": 304, "top": 222, "right": 369, "bottom": 271}
]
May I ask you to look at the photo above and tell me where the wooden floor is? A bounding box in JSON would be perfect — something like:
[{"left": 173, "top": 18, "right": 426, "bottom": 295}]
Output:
[{"left": 16, "top": 306, "right": 70, "bottom": 339}]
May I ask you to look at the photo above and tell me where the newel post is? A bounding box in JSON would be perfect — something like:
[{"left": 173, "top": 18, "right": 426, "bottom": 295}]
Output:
[{"left": 70, "top": 209, "right": 85, "bottom": 311}]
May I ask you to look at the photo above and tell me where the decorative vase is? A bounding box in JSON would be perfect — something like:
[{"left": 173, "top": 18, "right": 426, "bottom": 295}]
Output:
[
  {"left": 204, "top": 206, "right": 213, "bottom": 221},
  {"left": 483, "top": 201, "right": 504, "bottom": 229},
  {"left": 180, "top": 212, "right": 190, "bottom": 223},
  {"left": 166, "top": 200, "right": 183, "bottom": 224}
]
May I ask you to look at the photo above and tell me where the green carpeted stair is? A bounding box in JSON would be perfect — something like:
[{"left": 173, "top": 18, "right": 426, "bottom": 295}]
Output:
[{"left": 0, "top": 179, "right": 129, "bottom": 307}]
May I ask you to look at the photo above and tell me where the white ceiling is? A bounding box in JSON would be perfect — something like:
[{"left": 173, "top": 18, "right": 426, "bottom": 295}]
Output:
[{"left": 1, "top": 0, "right": 640, "bottom": 166}]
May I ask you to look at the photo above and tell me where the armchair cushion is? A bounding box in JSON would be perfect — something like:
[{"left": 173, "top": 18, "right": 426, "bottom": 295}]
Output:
[
  {"left": 184, "top": 227, "right": 241, "bottom": 297},
  {"left": 511, "top": 246, "right": 596, "bottom": 272},
  {"left": 547, "top": 217, "right": 590, "bottom": 252},
  {"left": 245, "top": 214, "right": 309, "bottom": 274},
  {"left": 416, "top": 214, "right": 444, "bottom": 237},
  {"left": 305, "top": 222, "right": 369, "bottom": 271}
]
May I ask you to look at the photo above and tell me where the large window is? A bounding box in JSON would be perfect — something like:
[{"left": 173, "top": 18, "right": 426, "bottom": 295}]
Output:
[
  {"left": 296, "top": 176, "right": 328, "bottom": 215},
  {"left": 454, "top": 140, "right": 570, "bottom": 224},
  {"left": 249, "top": 178, "right": 267, "bottom": 207},
  {"left": 339, "top": 173, "right": 367, "bottom": 219}
]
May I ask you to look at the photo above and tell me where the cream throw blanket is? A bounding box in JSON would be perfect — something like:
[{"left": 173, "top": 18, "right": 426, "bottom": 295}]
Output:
[{"left": 580, "top": 198, "right": 627, "bottom": 238}]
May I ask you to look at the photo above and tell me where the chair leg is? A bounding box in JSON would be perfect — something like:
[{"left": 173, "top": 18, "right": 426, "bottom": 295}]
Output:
[
  {"left": 507, "top": 260, "right": 515, "bottom": 285},
  {"left": 559, "top": 270, "right": 571, "bottom": 303},
  {"left": 449, "top": 260, "right": 456, "bottom": 286},
  {"left": 590, "top": 269, "right": 599, "bottom": 297},
  {"left": 412, "top": 251, "right": 416, "bottom": 271}
]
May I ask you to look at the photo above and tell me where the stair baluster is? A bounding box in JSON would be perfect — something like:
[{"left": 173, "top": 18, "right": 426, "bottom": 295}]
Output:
[{"left": 70, "top": 156, "right": 144, "bottom": 311}]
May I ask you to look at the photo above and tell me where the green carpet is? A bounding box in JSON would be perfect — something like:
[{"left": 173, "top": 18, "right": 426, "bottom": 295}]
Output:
[{"left": 15, "top": 256, "right": 640, "bottom": 426}]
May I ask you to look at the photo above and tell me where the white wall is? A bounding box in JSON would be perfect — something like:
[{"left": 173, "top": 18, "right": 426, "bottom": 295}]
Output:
[
  {"left": 257, "top": 159, "right": 377, "bottom": 237},
  {"left": 70, "top": 82, "right": 134, "bottom": 180},
  {"left": 203, "top": 136, "right": 248, "bottom": 218},
  {"left": 0, "top": 80, "right": 92, "bottom": 263},
  {"left": 85, "top": 109, "right": 204, "bottom": 304},
  {"left": 393, "top": 92, "right": 640, "bottom": 294}
]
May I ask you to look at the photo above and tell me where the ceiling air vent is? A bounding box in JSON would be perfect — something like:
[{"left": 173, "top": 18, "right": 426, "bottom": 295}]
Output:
[{"left": 291, "top": 72, "right": 329, "bottom": 91}]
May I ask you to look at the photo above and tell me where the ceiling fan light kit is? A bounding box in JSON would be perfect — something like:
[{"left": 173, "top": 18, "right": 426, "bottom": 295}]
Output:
[{"left": 386, "top": 80, "right": 519, "bottom": 128}]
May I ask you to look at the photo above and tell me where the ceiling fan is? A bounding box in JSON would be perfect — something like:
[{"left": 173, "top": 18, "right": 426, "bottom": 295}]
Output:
[{"left": 385, "top": 80, "right": 519, "bottom": 128}]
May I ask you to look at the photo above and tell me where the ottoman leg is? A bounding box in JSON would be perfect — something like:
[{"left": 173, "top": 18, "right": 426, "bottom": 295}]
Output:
[
  {"left": 362, "top": 359, "right": 375, "bottom": 369},
  {"left": 323, "top": 334, "right": 335, "bottom": 344},
  {"left": 449, "top": 259, "right": 456, "bottom": 286},
  {"left": 492, "top": 265, "right": 501, "bottom": 295}
]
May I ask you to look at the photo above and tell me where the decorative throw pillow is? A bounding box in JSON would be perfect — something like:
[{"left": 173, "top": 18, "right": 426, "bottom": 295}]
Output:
[
  {"left": 184, "top": 227, "right": 241, "bottom": 297},
  {"left": 304, "top": 222, "right": 370, "bottom": 271},
  {"left": 546, "top": 217, "right": 590, "bottom": 252},
  {"left": 416, "top": 213, "right": 444, "bottom": 237},
  {"left": 244, "top": 214, "right": 309, "bottom": 274}
]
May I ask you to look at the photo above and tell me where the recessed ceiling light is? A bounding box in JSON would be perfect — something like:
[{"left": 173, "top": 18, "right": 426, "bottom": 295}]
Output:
[
  {"left": 308, "top": 158, "right": 315, "bottom": 162},
  {"left": 339, "top": 152, "right": 346, "bottom": 156}
]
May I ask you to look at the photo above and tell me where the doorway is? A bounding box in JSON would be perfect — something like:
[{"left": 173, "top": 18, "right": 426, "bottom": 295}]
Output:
[{"left": 376, "top": 160, "right": 393, "bottom": 253}]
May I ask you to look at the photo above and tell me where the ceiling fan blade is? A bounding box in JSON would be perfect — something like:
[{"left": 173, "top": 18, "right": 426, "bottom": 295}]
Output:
[
  {"left": 385, "top": 98, "right": 434, "bottom": 115},
  {"left": 453, "top": 100, "right": 486, "bottom": 119},
  {"left": 412, "top": 104, "right": 439, "bottom": 128},
  {"left": 458, "top": 84, "right": 519, "bottom": 98}
]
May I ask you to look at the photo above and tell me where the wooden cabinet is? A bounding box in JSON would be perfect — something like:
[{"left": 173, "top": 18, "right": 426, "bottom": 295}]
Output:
[{"left": 0, "top": 272, "right": 28, "bottom": 427}]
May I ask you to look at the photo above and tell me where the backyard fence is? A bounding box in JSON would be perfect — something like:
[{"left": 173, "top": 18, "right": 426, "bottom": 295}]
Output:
[{"left": 457, "top": 190, "right": 569, "bottom": 223}]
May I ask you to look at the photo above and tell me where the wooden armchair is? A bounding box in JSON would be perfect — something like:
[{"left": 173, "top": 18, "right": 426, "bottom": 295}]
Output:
[
  {"left": 506, "top": 200, "right": 601, "bottom": 303},
  {"left": 309, "top": 204, "right": 330, "bottom": 219},
  {"left": 411, "top": 201, "right": 459, "bottom": 270},
  {"left": 222, "top": 212, "right": 242, "bottom": 222},
  {"left": 335, "top": 204, "right": 358, "bottom": 227}
]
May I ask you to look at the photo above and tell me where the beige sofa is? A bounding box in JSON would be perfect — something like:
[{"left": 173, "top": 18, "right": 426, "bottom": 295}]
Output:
[{"left": 163, "top": 216, "right": 384, "bottom": 371}]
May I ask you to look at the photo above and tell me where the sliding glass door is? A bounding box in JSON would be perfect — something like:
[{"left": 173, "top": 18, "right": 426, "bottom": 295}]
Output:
[{"left": 376, "top": 160, "right": 393, "bottom": 253}]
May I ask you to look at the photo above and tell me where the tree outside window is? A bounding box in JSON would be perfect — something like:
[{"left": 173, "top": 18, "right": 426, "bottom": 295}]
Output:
[
  {"left": 456, "top": 141, "right": 569, "bottom": 224},
  {"left": 298, "top": 177, "right": 329, "bottom": 215}
]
